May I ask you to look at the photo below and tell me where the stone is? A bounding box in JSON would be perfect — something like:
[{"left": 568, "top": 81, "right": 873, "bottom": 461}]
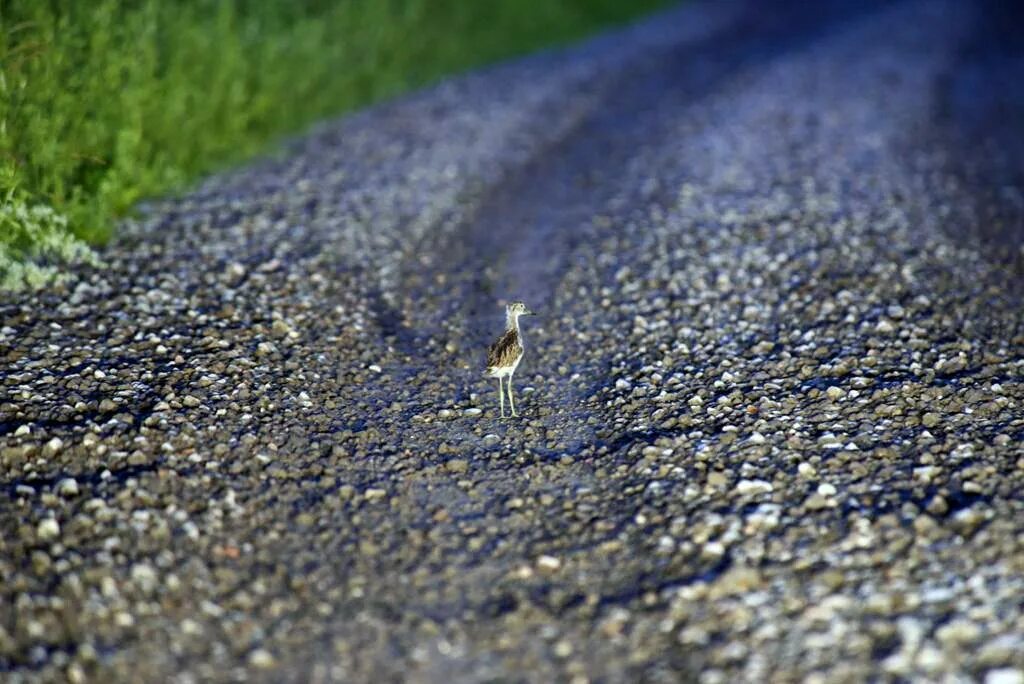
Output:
[
  {"left": 56, "top": 478, "right": 80, "bottom": 498},
  {"left": 985, "top": 671, "right": 1024, "bottom": 684},
  {"left": 249, "top": 649, "right": 276, "bottom": 669},
  {"left": 363, "top": 488, "right": 387, "bottom": 502},
  {"left": 817, "top": 483, "right": 837, "bottom": 497},
  {"left": 37, "top": 518, "right": 60, "bottom": 541},
  {"left": 708, "top": 566, "right": 763, "bottom": 598},
  {"left": 736, "top": 479, "right": 773, "bottom": 495},
  {"left": 537, "top": 555, "right": 562, "bottom": 573},
  {"left": 445, "top": 459, "right": 469, "bottom": 474},
  {"left": 131, "top": 564, "right": 159, "bottom": 593}
]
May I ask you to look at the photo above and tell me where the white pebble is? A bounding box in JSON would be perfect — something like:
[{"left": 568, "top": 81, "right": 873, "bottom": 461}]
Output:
[
  {"left": 537, "top": 555, "right": 562, "bottom": 572},
  {"left": 249, "top": 649, "right": 276, "bottom": 668},
  {"left": 131, "top": 563, "right": 159, "bottom": 593},
  {"left": 57, "top": 478, "right": 80, "bottom": 498},
  {"left": 703, "top": 541, "right": 726, "bottom": 557},
  {"left": 364, "top": 488, "right": 387, "bottom": 501},
  {"left": 37, "top": 518, "right": 60, "bottom": 541},
  {"left": 986, "top": 669, "right": 1024, "bottom": 684},
  {"left": 736, "top": 479, "right": 773, "bottom": 495}
]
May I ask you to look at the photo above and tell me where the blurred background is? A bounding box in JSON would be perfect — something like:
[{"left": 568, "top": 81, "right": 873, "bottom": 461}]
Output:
[{"left": 0, "top": 0, "right": 668, "bottom": 288}]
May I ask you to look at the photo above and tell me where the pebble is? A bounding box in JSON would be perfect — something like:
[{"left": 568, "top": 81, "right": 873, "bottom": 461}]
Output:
[
  {"left": 736, "top": 479, "right": 773, "bottom": 495},
  {"left": 537, "top": 556, "right": 562, "bottom": 573},
  {"left": 56, "top": 478, "right": 80, "bottom": 498},
  {"left": 707, "top": 471, "right": 729, "bottom": 488},
  {"left": 935, "top": 620, "right": 980, "bottom": 646},
  {"left": 703, "top": 542, "right": 726, "bottom": 558},
  {"left": 805, "top": 494, "right": 836, "bottom": 510},
  {"left": 131, "top": 564, "right": 159, "bottom": 593},
  {"left": 363, "top": 488, "right": 387, "bottom": 502},
  {"left": 37, "top": 518, "right": 60, "bottom": 541},
  {"left": 708, "top": 566, "right": 763, "bottom": 598},
  {"left": 825, "top": 386, "right": 846, "bottom": 400},
  {"left": 986, "top": 670, "right": 1024, "bottom": 684},
  {"left": 445, "top": 459, "right": 469, "bottom": 474},
  {"left": 248, "top": 649, "right": 276, "bottom": 669}
]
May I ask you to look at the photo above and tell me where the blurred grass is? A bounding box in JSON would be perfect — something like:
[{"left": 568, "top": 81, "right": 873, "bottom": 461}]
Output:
[{"left": 0, "top": 0, "right": 669, "bottom": 288}]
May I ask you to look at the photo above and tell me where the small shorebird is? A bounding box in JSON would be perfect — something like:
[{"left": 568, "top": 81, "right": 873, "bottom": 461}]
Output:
[{"left": 486, "top": 301, "right": 535, "bottom": 418}]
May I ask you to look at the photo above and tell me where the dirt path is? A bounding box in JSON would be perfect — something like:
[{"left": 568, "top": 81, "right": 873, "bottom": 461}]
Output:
[{"left": 2, "top": 1, "right": 1023, "bottom": 682}]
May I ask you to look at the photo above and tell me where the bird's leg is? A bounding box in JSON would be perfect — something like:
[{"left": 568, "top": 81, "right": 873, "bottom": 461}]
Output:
[
  {"left": 508, "top": 373, "right": 518, "bottom": 417},
  {"left": 498, "top": 377, "right": 505, "bottom": 418}
]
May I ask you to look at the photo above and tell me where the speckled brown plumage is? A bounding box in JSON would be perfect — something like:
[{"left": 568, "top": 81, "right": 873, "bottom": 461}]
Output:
[{"left": 487, "top": 328, "right": 523, "bottom": 374}]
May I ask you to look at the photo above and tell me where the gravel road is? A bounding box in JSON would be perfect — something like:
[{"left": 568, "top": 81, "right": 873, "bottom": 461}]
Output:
[{"left": 3, "top": 0, "right": 1023, "bottom": 681}]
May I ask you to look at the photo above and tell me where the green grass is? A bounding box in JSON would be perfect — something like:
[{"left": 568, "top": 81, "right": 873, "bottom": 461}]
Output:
[{"left": 0, "top": 0, "right": 669, "bottom": 289}]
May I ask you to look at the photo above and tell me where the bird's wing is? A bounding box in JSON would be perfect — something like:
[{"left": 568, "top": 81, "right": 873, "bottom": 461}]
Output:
[{"left": 487, "top": 329, "right": 522, "bottom": 369}]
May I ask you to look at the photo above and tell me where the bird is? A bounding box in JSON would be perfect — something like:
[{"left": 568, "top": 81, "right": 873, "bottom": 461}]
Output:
[{"left": 486, "top": 301, "right": 535, "bottom": 418}]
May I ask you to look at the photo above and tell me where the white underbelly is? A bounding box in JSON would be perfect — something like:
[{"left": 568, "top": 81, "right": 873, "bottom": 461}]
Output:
[{"left": 487, "top": 353, "right": 522, "bottom": 378}]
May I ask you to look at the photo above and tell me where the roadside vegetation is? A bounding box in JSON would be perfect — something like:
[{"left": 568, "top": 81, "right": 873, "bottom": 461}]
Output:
[{"left": 0, "top": 0, "right": 668, "bottom": 289}]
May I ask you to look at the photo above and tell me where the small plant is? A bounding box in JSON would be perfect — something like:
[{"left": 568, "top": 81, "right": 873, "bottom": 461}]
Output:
[{"left": 0, "top": 194, "right": 99, "bottom": 291}]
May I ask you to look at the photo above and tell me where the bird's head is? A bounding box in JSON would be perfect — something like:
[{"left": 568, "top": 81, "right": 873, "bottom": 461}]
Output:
[
  {"left": 504, "top": 301, "right": 535, "bottom": 327},
  {"left": 506, "top": 301, "right": 535, "bottom": 317}
]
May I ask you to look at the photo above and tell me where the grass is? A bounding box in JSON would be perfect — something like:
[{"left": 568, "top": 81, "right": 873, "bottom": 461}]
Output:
[{"left": 0, "top": 0, "right": 670, "bottom": 289}]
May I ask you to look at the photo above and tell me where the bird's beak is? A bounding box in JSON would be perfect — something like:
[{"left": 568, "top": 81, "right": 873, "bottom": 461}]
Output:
[{"left": 525, "top": 309, "right": 537, "bottom": 316}]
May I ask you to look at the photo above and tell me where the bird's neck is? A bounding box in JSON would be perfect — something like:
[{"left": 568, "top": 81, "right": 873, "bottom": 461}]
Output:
[{"left": 505, "top": 312, "right": 520, "bottom": 332}]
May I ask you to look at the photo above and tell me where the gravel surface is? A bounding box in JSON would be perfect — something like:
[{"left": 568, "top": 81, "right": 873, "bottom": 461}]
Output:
[{"left": 3, "top": 0, "right": 1024, "bottom": 681}]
